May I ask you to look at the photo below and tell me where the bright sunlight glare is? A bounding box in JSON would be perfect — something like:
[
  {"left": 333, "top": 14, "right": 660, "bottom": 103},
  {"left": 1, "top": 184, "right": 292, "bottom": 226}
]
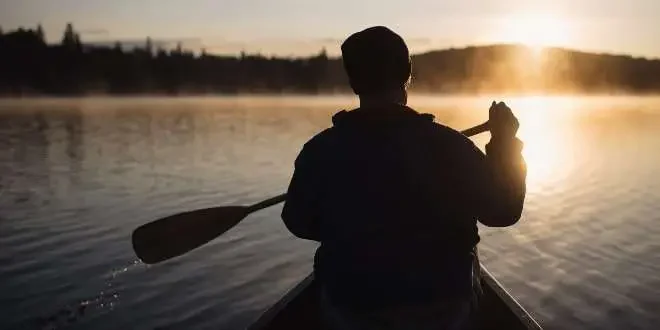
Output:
[
  {"left": 510, "top": 96, "right": 571, "bottom": 188},
  {"left": 497, "top": 13, "right": 573, "bottom": 52}
]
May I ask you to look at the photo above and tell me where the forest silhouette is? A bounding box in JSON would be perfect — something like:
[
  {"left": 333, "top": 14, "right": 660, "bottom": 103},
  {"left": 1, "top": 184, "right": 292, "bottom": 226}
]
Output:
[{"left": 2, "top": 23, "right": 660, "bottom": 96}]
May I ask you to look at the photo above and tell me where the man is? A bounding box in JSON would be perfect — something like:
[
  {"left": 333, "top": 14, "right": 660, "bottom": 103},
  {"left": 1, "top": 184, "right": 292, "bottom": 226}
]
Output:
[{"left": 282, "top": 26, "right": 526, "bottom": 330}]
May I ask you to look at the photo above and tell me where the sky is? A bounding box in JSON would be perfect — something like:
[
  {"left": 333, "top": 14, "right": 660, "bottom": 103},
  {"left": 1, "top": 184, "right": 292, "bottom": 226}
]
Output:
[{"left": 1, "top": 0, "right": 659, "bottom": 58}]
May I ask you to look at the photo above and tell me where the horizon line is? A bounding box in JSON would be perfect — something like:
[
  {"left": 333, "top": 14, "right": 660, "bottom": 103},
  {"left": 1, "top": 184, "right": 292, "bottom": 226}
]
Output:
[{"left": 77, "top": 40, "right": 660, "bottom": 62}]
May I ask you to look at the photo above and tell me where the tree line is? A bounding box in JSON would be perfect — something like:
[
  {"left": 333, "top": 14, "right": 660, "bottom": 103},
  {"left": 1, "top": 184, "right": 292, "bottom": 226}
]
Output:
[{"left": 1, "top": 23, "right": 660, "bottom": 96}]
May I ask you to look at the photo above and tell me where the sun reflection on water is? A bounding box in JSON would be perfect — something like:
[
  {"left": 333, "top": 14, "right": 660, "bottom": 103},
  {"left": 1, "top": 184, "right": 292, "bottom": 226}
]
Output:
[{"left": 509, "top": 96, "right": 574, "bottom": 189}]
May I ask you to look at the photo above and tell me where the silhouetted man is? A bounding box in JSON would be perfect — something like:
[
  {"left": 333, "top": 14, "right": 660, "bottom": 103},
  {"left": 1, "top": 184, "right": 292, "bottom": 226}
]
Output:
[{"left": 282, "top": 26, "right": 526, "bottom": 330}]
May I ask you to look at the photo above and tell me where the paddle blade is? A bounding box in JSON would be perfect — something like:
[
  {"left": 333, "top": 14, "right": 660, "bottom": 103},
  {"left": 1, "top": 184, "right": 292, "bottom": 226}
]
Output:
[{"left": 132, "top": 206, "right": 249, "bottom": 264}]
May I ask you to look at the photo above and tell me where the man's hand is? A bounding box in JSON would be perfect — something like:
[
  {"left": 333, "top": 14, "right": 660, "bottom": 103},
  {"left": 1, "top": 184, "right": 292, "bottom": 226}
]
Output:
[{"left": 489, "top": 101, "right": 519, "bottom": 140}]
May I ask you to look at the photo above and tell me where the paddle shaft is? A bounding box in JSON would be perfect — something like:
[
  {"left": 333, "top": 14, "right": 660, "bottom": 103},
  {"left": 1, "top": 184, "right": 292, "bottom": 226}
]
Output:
[{"left": 245, "top": 121, "right": 489, "bottom": 214}]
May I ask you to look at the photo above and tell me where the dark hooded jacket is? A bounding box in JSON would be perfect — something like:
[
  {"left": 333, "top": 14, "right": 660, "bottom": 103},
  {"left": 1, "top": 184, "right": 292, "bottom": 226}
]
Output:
[{"left": 282, "top": 105, "right": 526, "bottom": 310}]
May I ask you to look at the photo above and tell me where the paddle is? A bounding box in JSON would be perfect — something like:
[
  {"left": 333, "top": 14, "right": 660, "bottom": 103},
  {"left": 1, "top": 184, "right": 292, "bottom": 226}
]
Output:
[{"left": 132, "top": 121, "right": 489, "bottom": 264}]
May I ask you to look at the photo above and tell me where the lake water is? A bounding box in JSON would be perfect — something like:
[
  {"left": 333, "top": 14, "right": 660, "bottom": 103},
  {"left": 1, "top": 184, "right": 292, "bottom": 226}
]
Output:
[{"left": 1, "top": 96, "right": 659, "bottom": 330}]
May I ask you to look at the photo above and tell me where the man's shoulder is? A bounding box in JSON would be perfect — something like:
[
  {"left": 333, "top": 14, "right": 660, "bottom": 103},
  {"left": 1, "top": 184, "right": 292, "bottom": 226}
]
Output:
[
  {"left": 301, "top": 109, "right": 349, "bottom": 151},
  {"left": 295, "top": 127, "right": 336, "bottom": 165},
  {"left": 401, "top": 107, "right": 471, "bottom": 141},
  {"left": 304, "top": 127, "right": 336, "bottom": 149},
  {"left": 421, "top": 119, "right": 478, "bottom": 148}
]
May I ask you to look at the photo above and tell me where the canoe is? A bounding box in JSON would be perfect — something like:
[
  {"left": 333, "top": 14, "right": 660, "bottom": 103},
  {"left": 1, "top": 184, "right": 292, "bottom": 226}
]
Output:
[{"left": 249, "top": 265, "right": 542, "bottom": 330}]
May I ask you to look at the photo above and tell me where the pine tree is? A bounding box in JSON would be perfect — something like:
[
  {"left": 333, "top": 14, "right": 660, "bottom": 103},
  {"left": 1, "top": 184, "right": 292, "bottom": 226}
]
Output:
[
  {"left": 36, "top": 24, "right": 46, "bottom": 43},
  {"left": 318, "top": 47, "right": 328, "bottom": 60},
  {"left": 74, "top": 33, "right": 82, "bottom": 50},
  {"left": 62, "top": 23, "right": 76, "bottom": 46},
  {"left": 145, "top": 37, "right": 154, "bottom": 56},
  {"left": 156, "top": 47, "right": 167, "bottom": 58}
]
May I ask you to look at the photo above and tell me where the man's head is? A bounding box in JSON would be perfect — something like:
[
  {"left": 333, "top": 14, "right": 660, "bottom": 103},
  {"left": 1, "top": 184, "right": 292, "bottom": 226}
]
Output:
[{"left": 341, "top": 26, "right": 411, "bottom": 96}]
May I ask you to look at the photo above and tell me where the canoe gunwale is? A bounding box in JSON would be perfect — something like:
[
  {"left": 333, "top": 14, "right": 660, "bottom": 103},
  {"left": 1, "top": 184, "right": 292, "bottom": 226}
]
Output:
[
  {"left": 249, "top": 265, "right": 542, "bottom": 330},
  {"left": 248, "top": 274, "right": 315, "bottom": 330},
  {"left": 480, "top": 266, "right": 542, "bottom": 330}
]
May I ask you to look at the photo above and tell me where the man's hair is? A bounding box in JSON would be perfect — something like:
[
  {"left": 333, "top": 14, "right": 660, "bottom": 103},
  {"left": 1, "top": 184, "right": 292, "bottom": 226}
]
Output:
[{"left": 341, "top": 26, "right": 411, "bottom": 95}]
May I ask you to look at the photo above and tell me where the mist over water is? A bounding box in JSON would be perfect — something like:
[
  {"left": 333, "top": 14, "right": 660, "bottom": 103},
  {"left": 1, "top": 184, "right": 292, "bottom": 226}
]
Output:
[{"left": 0, "top": 96, "right": 659, "bottom": 329}]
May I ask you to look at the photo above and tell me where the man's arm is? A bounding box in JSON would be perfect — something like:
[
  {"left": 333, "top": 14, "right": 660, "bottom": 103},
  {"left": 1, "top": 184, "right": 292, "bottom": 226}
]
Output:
[
  {"left": 463, "top": 102, "right": 527, "bottom": 227},
  {"left": 472, "top": 137, "right": 527, "bottom": 227},
  {"left": 281, "top": 143, "right": 322, "bottom": 241}
]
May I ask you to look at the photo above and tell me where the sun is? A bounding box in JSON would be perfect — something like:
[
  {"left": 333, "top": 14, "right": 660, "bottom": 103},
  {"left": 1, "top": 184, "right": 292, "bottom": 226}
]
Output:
[{"left": 497, "top": 13, "right": 572, "bottom": 51}]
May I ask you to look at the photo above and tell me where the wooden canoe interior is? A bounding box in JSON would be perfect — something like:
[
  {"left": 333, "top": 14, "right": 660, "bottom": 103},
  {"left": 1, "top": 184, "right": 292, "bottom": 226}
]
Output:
[{"left": 249, "top": 266, "right": 542, "bottom": 330}]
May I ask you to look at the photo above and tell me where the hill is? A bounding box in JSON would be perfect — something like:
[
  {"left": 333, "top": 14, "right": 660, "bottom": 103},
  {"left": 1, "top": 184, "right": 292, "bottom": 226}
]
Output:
[{"left": 2, "top": 24, "right": 659, "bottom": 96}]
